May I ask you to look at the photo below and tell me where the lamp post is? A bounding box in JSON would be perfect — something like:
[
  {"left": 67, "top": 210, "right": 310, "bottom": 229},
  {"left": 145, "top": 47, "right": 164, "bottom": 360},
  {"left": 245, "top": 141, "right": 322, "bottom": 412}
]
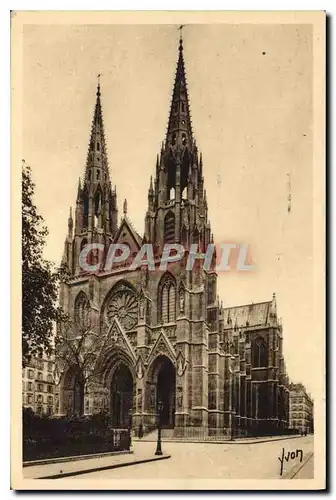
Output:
[
  {"left": 155, "top": 401, "right": 163, "bottom": 456},
  {"left": 128, "top": 409, "right": 133, "bottom": 450},
  {"left": 229, "top": 356, "right": 235, "bottom": 441}
]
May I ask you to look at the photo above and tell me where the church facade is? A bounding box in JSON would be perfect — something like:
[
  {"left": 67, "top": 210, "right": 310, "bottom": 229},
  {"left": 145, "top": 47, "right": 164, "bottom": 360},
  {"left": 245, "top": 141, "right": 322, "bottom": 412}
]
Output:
[{"left": 57, "top": 38, "right": 290, "bottom": 438}]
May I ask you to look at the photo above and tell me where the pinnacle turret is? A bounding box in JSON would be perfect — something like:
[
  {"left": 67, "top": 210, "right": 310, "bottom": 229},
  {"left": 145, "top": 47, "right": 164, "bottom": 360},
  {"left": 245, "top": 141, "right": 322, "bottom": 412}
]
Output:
[
  {"left": 68, "top": 206, "right": 73, "bottom": 240},
  {"left": 76, "top": 178, "right": 82, "bottom": 202},
  {"left": 149, "top": 175, "right": 154, "bottom": 194}
]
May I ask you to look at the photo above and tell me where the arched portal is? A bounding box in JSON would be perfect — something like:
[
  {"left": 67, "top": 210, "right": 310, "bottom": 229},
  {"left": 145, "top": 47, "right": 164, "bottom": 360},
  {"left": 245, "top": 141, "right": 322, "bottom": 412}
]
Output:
[
  {"left": 157, "top": 358, "right": 176, "bottom": 427},
  {"left": 110, "top": 363, "right": 133, "bottom": 428},
  {"left": 61, "top": 367, "right": 85, "bottom": 416},
  {"left": 148, "top": 355, "right": 176, "bottom": 428}
]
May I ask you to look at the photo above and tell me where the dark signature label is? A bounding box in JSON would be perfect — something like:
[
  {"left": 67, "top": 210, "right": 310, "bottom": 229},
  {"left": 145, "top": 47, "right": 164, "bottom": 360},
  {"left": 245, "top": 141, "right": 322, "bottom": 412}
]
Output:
[{"left": 278, "top": 447, "right": 303, "bottom": 476}]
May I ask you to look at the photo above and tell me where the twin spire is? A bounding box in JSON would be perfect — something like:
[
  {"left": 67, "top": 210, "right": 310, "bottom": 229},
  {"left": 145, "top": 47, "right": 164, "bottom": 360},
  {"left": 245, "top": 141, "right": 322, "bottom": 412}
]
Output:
[
  {"left": 81, "top": 34, "right": 196, "bottom": 197},
  {"left": 77, "top": 34, "right": 202, "bottom": 236}
]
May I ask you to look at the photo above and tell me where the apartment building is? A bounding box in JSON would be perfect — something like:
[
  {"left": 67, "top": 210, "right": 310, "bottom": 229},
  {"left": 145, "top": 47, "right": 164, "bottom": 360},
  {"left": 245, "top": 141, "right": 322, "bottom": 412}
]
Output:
[
  {"left": 22, "top": 354, "right": 56, "bottom": 416},
  {"left": 289, "top": 382, "right": 314, "bottom": 434}
]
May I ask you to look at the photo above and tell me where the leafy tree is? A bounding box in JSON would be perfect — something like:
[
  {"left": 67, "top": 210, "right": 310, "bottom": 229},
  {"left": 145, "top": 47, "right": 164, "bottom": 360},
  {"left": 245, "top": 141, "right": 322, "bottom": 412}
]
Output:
[
  {"left": 55, "top": 312, "right": 104, "bottom": 416},
  {"left": 22, "top": 161, "right": 59, "bottom": 365}
]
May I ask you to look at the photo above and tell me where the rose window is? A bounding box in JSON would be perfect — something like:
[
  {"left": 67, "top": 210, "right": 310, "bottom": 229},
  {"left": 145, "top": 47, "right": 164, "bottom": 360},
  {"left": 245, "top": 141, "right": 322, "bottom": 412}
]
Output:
[{"left": 106, "top": 290, "right": 138, "bottom": 331}]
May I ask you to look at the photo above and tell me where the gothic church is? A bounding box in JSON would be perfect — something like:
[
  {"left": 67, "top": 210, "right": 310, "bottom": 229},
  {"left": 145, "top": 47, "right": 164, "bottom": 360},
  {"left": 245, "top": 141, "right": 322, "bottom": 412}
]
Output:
[{"left": 57, "top": 38, "right": 290, "bottom": 438}]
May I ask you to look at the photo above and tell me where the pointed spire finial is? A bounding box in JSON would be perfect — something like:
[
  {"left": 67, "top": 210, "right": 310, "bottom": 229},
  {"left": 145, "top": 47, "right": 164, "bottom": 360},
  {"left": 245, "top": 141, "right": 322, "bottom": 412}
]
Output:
[
  {"left": 97, "top": 73, "right": 101, "bottom": 95},
  {"left": 123, "top": 198, "right": 128, "bottom": 216},
  {"left": 149, "top": 175, "right": 154, "bottom": 192},
  {"left": 178, "top": 24, "right": 186, "bottom": 46}
]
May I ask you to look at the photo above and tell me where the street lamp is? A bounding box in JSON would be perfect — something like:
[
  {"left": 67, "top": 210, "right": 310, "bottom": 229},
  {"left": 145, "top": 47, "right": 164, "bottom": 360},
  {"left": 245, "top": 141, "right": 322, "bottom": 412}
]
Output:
[
  {"left": 128, "top": 409, "right": 133, "bottom": 449},
  {"left": 155, "top": 400, "right": 164, "bottom": 456},
  {"left": 229, "top": 356, "right": 235, "bottom": 441}
]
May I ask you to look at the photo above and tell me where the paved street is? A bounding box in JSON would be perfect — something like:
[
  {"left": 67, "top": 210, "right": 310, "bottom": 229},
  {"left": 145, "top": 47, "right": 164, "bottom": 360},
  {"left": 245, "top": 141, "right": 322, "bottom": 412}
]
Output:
[{"left": 76, "top": 436, "right": 313, "bottom": 480}]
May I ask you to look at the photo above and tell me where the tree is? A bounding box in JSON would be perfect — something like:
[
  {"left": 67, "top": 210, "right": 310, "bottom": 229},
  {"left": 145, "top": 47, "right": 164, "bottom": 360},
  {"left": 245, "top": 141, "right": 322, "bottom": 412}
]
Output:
[
  {"left": 55, "top": 312, "right": 104, "bottom": 416},
  {"left": 22, "top": 161, "right": 59, "bottom": 365}
]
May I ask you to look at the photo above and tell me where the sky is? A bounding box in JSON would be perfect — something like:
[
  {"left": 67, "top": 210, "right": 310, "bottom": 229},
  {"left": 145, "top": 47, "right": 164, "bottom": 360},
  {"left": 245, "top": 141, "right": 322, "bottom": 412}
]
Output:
[{"left": 22, "top": 22, "right": 316, "bottom": 397}]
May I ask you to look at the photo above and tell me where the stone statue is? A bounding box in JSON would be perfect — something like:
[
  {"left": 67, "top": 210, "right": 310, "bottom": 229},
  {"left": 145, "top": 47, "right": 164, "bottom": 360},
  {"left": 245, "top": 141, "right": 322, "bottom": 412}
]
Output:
[
  {"left": 137, "top": 389, "right": 143, "bottom": 411},
  {"left": 136, "top": 357, "right": 143, "bottom": 379},
  {"left": 139, "top": 298, "right": 145, "bottom": 320},
  {"left": 177, "top": 387, "right": 183, "bottom": 409},
  {"left": 179, "top": 288, "right": 185, "bottom": 313}
]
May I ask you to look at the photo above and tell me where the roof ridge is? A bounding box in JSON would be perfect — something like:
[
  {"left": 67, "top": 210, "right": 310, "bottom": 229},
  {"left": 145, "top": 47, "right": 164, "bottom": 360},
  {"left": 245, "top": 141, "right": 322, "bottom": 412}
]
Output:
[{"left": 223, "top": 300, "right": 272, "bottom": 311}]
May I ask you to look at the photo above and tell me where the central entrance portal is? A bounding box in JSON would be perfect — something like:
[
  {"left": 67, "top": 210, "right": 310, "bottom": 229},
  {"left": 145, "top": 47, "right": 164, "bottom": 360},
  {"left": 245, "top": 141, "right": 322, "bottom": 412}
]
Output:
[
  {"left": 156, "top": 357, "right": 176, "bottom": 428},
  {"left": 110, "top": 364, "right": 133, "bottom": 427}
]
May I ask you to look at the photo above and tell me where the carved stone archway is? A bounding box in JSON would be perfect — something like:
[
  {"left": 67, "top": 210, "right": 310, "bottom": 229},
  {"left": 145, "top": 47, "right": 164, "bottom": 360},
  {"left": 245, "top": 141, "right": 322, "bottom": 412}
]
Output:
[
  {"left": 146, "top": 355, "right": 176, "bottom": 428},
  {"left": 96, "top": 346, "right": 136, "bottom": 426}
]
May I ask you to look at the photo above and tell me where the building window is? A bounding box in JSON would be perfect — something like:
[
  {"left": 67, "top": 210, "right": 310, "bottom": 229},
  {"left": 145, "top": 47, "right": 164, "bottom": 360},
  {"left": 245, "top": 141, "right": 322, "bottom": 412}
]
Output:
[
  {"left": 37, "top": 394, "right": 43, "bottom": 404},
  {"left": 47, "top": 374, "right": 53, "bottom": 383},
  {"left": 28, "top": 370, "right": 34, "bottom": 379},
  {"left": 164, "top": 211, "right": 175, "bottom": 243},
  {"left": 97, "top": 142, "right": 100, "bottom": 151},
  {"left": 47, "top": 385, "right": 53, "bottom": 394},
  {"left": 27, "top": 382, "right": 32, "bottom": 391},
  {"left": 252, "top": 337, "right": 268, "bottom": 368},
  {"left": 159, "top": 273, "right": 176, "bottom": 324},
  {"left": 37, "top": 372, "right": 42, "bottom": 381},
  {"left": 27, "top": 394, "right": 33, "bottom": 404},
  {"left": 48, "top": 362, "right": 53, "bottom": 372},
  {"left": 181, "top": 102, "right": 185, "bottom": 112},
  {"left": 48, "top": 396, "right": 53, "bottom": 404},
  {"left": 169, "top": 187, "right": 175, "bottom": 201},
  {"left": 74, "top": 291, "right": 90, "bottom": 328},
  {"left": 38, "top": 383, "right": 44, "bottom": 392}
]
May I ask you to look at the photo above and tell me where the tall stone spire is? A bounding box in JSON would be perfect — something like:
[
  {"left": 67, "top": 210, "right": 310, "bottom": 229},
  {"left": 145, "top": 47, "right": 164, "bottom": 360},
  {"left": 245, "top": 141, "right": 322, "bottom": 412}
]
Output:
[
  {"left": 165, "top": 38, "right": 193, "bottom": 152},
  {"left": 63, "top": 80, "right": 118, "bottom": 276},
  {"left": 85, "top": 79, "right": 110, "bottom": 185},
  {"left": 144, "top": 35, "right": 211, "bottom": 251}
]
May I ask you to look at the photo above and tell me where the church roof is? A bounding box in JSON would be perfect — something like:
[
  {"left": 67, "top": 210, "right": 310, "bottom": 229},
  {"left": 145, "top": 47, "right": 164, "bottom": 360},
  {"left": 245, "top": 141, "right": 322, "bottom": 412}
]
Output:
[
  {"left": 223, "top": 301, "right": 272, "bottom": 328},
  {"left": 113, "top": 216, "right": 142, "bottom": 249}
]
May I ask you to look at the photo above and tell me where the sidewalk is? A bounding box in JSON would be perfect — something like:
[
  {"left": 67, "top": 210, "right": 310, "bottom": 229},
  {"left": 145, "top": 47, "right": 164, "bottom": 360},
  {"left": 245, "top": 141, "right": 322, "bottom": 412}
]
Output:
[
  {"left": 23, "top": 447, "right": 170, "bottom": 479},
  {"left": 290, "top": 453, "right": 314, "bottom": 480},
  {"left": 133, "top": 434, "right": 306, "bottom": 445}
]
